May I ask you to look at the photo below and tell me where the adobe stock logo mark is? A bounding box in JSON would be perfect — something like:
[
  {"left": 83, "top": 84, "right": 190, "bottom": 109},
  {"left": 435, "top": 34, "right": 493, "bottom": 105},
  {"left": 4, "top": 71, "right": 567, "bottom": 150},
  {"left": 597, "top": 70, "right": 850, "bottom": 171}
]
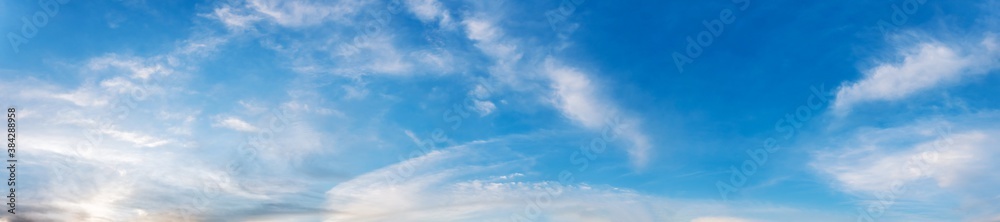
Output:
[
  {"left": 6, "top": 0, "right": 71, "bottom": 54},
  {"left": 545, "top": 0, "right": 585, "bottom": 34},
  {"left": 715, "top": 84, "right": 833, "bottom": 201},
  {"left": 671, "top": 0, "right": 750, "bottom": 73},
  {"left": 875, "top": 0, "right": 927, "bottom": 35}
]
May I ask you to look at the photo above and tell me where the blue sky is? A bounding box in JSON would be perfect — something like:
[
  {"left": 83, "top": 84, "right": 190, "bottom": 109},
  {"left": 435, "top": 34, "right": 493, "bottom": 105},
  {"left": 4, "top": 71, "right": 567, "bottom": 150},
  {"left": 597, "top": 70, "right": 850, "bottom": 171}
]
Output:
[{"left": 2, "top": 0, "right": 999, "bottom": 221}]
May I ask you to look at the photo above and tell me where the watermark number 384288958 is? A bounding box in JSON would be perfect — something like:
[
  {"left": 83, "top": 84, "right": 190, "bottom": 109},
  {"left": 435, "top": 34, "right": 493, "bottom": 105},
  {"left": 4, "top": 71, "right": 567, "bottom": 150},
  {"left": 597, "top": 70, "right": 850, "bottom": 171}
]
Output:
[{"left": 6, "top": 107, "right": 16, "bottom": 214}]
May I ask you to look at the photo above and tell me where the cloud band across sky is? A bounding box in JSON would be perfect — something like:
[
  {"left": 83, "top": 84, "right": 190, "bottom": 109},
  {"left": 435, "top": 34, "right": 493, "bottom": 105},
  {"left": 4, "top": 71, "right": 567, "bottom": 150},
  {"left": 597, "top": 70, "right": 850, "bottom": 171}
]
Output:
[{"left": 1, "top": 0, "right": 999, "bottom": 221}]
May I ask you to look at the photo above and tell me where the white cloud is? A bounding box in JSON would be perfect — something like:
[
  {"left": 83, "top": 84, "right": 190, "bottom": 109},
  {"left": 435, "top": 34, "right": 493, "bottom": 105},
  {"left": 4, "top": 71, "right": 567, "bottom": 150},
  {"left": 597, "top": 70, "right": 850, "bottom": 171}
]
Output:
[
  {"left": 210, "top": 5, "right": 263, "bottom": 30},
  {"left": 282, "top": 100, "right": 342, "bottom": 117},
  {"left": 814, "top": 129, "right": 992, "bottom": 193},
  {"left": 404, "top": 0, "right": 453, "bottom": 27},
  {"left": 544, "top": 58, "right": 653, "bottom": 168},
  {"left": 456, "top": 7, "right": 655, "bottom": 169},
  {"left": 323, "top": 143, "right": 674, "bottom": 222},
  {"left": 51, "top": 85, "right": 112, "bottom": 107},
  {"left": 204, "top": 0, "right": 377, "bottom": 31},
  {"left": 463, "top": 19, "right": 499, "bottom": 42},
  {"left": 5, "top": 78, "right": 260, "bottom": 222},
  {"left": 460, "top": 15, "right": 527, "bottom": 88},
  {"left": 258, "top": 24, "right": 439, "bottom": 78},
  {"left": 213, "top": 116, "right": 261, "bottom": 132},
  {"left": 545, "top": 60, "right": 606, "bottom": 128},
  {"left": 238, "top": 100, "right": 268, "bottom": 114},
  {"left": 88, "top": 54, "right": 172, "bottom": 80},
  {"left": 102, "top": 128, "right": 172, "bottom": 148},
  {"left": 811, "top": 113, "right": 1000, "bottom": 220},
  {"left": 833, "top": 36, "right": 1000, "bottom": 115},
  {"left": 471, "top": 99, "right": 496, "bottom": 116},
  {"left": 321, "top": 142, "right": 838, "bottom": 222},
  {"left": 246, "top": 0, "right": 372, "bottom": 27},
  {"left": 462, "top": 18, "right": 521, "bottom": 63},
  {"left": 0, "top": 5, "right": 320, "bottom": 221}
]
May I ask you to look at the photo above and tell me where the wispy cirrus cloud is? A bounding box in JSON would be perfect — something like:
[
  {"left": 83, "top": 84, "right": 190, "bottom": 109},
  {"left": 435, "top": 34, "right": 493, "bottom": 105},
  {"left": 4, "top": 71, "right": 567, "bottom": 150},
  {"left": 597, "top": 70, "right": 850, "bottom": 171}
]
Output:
[
  {"left": 321, "top": 140, "right": 843, "bottom": 222},
  {"left": 254, "top": 0, "right": 374, "bottom": 26},
  {"left": 544, "top": 58, "right": 652, "bottom": 168},
  {"left": 17, "top": 0, "right": 1000, "bottom": 221},
  {"left": 811, "top": 112, "right": 1000, "bottom": 220}
]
